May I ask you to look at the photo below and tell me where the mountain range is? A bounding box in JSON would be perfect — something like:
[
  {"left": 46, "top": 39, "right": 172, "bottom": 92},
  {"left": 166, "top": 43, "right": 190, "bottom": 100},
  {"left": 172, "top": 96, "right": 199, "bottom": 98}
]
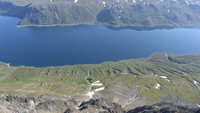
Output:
[{"left": 1, "top": 0, "right": 200, "bottom": 27}]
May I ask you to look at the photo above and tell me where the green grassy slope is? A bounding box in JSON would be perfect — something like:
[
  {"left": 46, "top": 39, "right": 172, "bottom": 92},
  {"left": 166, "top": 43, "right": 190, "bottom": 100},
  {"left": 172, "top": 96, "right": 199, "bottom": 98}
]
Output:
[{"left": 0, "top": 53, "right": 199, "bottom": 105}]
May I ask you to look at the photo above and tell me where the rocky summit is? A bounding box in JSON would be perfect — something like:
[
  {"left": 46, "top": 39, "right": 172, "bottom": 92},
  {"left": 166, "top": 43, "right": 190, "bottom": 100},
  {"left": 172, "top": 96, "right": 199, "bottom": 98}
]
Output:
[{"left": 0, "top": 95, "right": 199, "bottom": 113}]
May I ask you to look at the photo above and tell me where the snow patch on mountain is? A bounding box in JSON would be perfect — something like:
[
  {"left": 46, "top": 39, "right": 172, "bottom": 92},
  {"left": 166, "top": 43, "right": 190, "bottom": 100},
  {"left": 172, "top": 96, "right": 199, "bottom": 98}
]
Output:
[
  {"left": 86, "top": 80, "right": 104, "bottom": 98},
  {"left": 74, "top": 0, "right": 78, "bottom": 3},
  {"left": 154, "top": 83, "right": 161, "bottom": 89}
]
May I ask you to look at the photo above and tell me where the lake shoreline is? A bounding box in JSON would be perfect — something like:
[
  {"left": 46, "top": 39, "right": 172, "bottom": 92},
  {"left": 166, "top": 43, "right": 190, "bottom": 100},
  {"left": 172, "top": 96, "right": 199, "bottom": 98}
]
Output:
[
  {"left": 17, "top": 22, "right": 177, "bottom": 30},
  {"left": 1, "top": 53, "right": 200, "bottom": 68},
  {"left": 16, "top": 22, "right": 200, "bottom": 31},
  {"left": 0, "top": 15, "right": 199, "bottom": 30}
]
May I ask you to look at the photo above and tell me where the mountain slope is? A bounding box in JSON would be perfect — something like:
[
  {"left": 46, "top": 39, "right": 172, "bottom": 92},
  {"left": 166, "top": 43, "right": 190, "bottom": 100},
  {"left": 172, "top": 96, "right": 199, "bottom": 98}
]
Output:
[
  {"left": 19, "top": 2, "right": 103, "bottom": 26},
  {"left": 1, "top": 0, "right": 200, "bottom": 27},
  {"left": 97, "top": 0, "right": 200, "bottom": 27},
  {"left": 0, "top": 53, "right": 199, "bottom": 109}
]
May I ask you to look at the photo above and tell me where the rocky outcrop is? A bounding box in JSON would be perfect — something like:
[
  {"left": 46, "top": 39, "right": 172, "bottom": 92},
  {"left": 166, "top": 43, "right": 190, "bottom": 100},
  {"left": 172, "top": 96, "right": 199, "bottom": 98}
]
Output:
[
  {"left": 78, "top": 98, "right": 125, "bottom": 113},
  {"left": 0, "top": 95, "right": 125, "bottom": 113},
  {"left": 0, "top": 94, "right": 199, "bottom": 113},
  {"left": 0, "top": 94, "right": 78, "bottom": 113},
  {"left": 127, "top": 102, "right": 200, "bottom": 113}
]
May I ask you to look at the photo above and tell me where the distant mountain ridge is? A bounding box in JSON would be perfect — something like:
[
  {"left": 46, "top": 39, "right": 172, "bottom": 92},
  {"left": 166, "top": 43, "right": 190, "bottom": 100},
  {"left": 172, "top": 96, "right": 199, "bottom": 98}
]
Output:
[{"left": 1, "top": 0, "right": 200, "bottom": 27}]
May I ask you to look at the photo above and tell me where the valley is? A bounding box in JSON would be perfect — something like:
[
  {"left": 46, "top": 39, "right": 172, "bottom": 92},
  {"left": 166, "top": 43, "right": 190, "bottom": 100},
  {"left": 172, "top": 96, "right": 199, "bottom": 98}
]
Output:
[{"left": 0, "top": 0, "right": 200, "bottom": 112}]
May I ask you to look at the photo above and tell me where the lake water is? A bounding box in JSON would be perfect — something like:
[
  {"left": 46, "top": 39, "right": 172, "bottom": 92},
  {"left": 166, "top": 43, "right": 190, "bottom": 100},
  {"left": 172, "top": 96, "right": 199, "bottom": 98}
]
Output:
[{"left": 0, "top": 16, "right": 200, "bottom": 67}]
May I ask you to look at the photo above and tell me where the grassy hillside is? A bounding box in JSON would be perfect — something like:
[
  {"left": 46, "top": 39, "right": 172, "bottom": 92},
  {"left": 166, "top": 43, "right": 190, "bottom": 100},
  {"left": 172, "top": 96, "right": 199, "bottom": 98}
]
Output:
[{"left": 0, "top": 53, "right": 199, "bottom": 107}]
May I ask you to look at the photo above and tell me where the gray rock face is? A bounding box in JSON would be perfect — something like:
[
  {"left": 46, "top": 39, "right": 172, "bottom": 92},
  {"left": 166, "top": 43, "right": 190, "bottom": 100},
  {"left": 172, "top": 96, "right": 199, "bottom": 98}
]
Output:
[
  {"left": 0, "top": 94, "right": 199, "bottom": 113},
  {"left": 127, "top": 103, "right": 200, "bottom": 113},
  {"left": 77, "top": 98, "right": 125, "bottom": 113},
  {"left": 0, "top": 94, "right": 125, "bottom": 113},
  {"left": 0, "top": 94, "right": 78, "bottom": 113}
]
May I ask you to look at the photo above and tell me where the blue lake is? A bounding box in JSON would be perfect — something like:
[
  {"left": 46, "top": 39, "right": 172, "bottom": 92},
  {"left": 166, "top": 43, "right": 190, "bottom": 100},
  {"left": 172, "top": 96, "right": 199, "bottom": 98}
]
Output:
[{"left": 0, "top": 16, "right": 200, "bottom": 67}]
